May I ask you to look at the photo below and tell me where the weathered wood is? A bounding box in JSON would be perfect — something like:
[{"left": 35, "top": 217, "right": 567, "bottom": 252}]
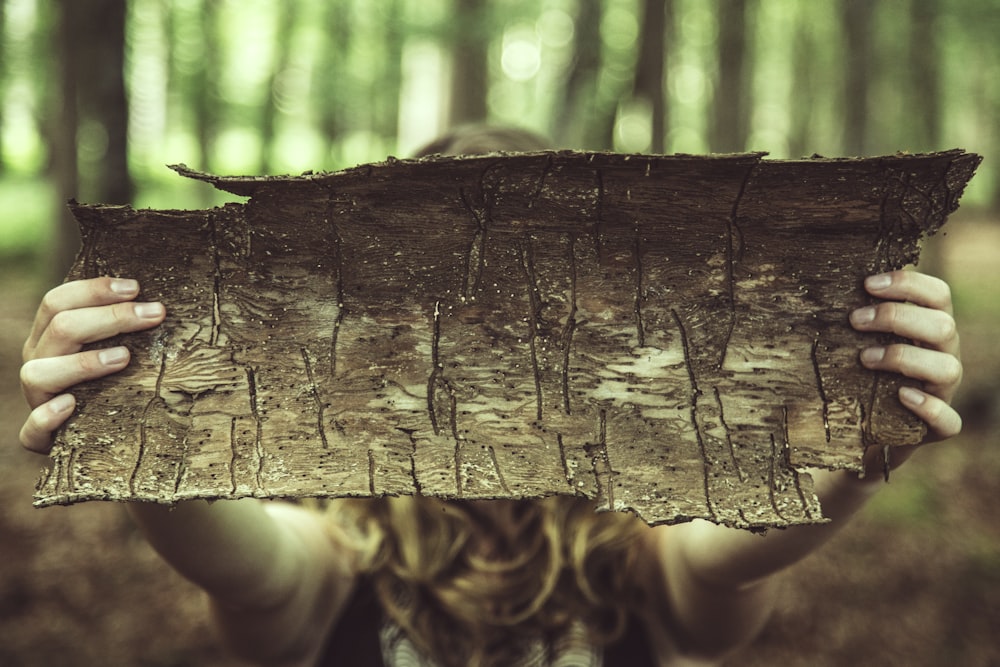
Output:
[{"left": 34, "top": 150, "right": 981, "bottom": 528}]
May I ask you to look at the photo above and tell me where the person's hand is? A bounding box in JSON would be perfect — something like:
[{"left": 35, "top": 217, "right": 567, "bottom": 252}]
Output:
[
  {"left": 19, "top": 277, "right": 166, "bottom": 454},
  {"left": 850, "top": 270, "right": 963, "bottom": 470}
]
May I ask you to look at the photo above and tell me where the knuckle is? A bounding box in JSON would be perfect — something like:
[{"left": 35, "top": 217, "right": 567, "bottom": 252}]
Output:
[
  {"left": 19, "top": 412, "right": 48, "bottom": 452},
  {"left": 936, "top": 315, "right": 958, "bottom": 343},
  {"left": 877, "top": 301, "right": 901, "bottom": 328},
  {"left": 46, "top": 310, "right": 75, "bottom": 342},
  {"left": 18, "top": 425, "right": 35, "bottom": 451},
  {"left": 921, "top": 396, "right": 945, "bottom": 423},
  {"left": 38, "top": 287, "right": 63, "bottom": 321},
  {"left": 18, "top": 360, "right": 50, "bottom": 408},
  {"left": 77, "top": 350, "right": 103, "bottom": 374},
  {"left": 929, "top": 404, "right": 963, "bottom": 439},
  {"left": 19, "top": 361, "right": 38, "bottom": 400},
  {"left": 884, "top": 344, "right": 908, "bottom": 367},
  {"left": 890, "top": 269, "right": 911, "bottom": 288},
  {"left": 19, "top": 360, "right": 35, "bottom": 389},
  {"left": 934, "top": 277, "right": 953, "bottom": 309},
  {"left": 19, "top": 360, "right": 50, "bottom": 400},
  {"left": 941, "top": 357, "right": 964, "bottom": 386},
  {"left": 949, "top": 412, "right": 964, "bottom": 437},
  {"left": 111, "top": 301, "right": 135, "bottom": 328}
]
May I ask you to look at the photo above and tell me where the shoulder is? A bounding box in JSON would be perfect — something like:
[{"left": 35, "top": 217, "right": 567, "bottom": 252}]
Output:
[
  {"left": 626, "top": 522, "right": 777, "bottom": 665},
  {"left": 215, "top": 503, "right": 364, "bottom": 667}
]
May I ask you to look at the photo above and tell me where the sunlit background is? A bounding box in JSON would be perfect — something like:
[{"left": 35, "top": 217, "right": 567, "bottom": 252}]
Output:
[{"left": 0, "top": 1, "right": 998, "bottom": 666}]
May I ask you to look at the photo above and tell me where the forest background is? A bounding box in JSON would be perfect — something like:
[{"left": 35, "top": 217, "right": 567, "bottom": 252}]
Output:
[{"left": 0, "top": 0, "right": 998, "bottom": 665}]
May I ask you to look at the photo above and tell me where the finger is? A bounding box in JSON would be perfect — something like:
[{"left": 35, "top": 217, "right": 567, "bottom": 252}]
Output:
[
  {"left": 30, "top": 300, "right": 165, "bottom": 361},
  {"left": 25, "top": 277, "right": 142, "bottom": 356},
  {"left": 898, "top": 386, "right": 963, "bottom": 442},
  {"left": 850, "top": 301, "right": 959, "bottom": 355},
  {"left": 860, "top": 344, "right": 963, "bottom": 402},
  {"left": 863, "top": 270, "right": 954, "bottom": 315},
  {"left": 20, "top": 346, "right": 132, "bottom": 409},
  {"left": 20, "top": 394, "right": 76, "bottom": 454}
]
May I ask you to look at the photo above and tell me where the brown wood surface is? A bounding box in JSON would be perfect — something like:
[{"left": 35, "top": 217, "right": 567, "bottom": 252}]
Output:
[{"left": 34, "top": 150, "right": 981, "bottom": 527}]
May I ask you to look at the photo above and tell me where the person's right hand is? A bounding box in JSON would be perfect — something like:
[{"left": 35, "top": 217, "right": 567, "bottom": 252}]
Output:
[{"left": 19, "top": 277, "right": 166, "bottom": 454}]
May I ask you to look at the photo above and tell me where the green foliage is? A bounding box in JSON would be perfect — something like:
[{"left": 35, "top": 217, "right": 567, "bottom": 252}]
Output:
[
  {"left": 866, "top": 473, "right": 942, "bottom": 528},
  {"left": 0, "top": 177, "right": 54, "bottom": 257}
]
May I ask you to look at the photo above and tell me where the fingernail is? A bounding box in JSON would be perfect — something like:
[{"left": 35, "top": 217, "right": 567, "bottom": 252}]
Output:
[
  {"left": 866, "top": 274, "right": 892, "bottom": 291},
  {"left": 110, "top": 278, "right": 139, "bottom": 296},
  {"left": 899, "top": 386, "right": 926, "bottom": 406},
  {"left": 98, "top": 346, "right": 129, "bottom": 366},
  {"left": 48, "top": 394, "right": 75, "bottom": 415},
  {"left": 861, "top": 346, "right": 885, "bottom": 364},
  {"left": 852, "top": 306, "right": 876, "bottom": 325},
  {"left": 134, "top": 302, "right": 165, "bottom": 319}
]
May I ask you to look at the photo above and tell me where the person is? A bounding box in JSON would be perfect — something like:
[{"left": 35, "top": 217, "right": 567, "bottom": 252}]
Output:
[{"left": 19, "top": 128, "right": 963, "bottom": 667}]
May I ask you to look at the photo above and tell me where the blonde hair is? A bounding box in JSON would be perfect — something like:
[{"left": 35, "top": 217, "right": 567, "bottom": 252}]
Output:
[
  {"left": 330, "top": 495, "right": 647, "bottom": 667},
  {"left": 326, "top": 127, "right": 642, "bottom": 666}
]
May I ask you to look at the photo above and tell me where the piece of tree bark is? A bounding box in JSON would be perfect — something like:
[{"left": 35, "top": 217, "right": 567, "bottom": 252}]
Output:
[{"left": 34, "top": 150, "right": 981, "bottom": 528}]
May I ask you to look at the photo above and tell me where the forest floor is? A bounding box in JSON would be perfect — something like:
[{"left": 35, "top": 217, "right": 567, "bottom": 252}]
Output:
[{"left": 1, "top": 218, "right": 998, "bottom": 667}]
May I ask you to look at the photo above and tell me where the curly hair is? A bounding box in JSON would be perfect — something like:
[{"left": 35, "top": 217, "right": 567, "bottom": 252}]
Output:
[
  {"left": 323, "top": 125, "right": 644, "bottom": 666},
  {"left": 330, "top": 495, "right": 649, "bottom": 667}
]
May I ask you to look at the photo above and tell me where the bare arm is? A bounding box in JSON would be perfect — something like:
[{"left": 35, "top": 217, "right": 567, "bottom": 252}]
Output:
[
  {"left": 126, "top": 500, "right": 355, "bottom": 665},
  {"left": 648, "top": 270, "right": 964, "bottom": 657},
  {"left": 20, "top": 278, "right": 357, "bottom": 666}
]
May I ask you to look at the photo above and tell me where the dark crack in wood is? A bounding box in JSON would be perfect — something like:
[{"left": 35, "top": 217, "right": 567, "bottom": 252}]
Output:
[
  {"left": 560, "top": 236, "right": 578, "bottom": 415},
  {"left": 427, "top": 300, "right": 444, "bottom": 436},
  {"left": 810, "top": 338, "right": 832, "bottom": 443},
  {"left": 228, "top": 417, "right": 238, "bottom": 496},
  {"left": 329, "top": 203, "right": 347, "bottom": 376},
  {"left": 301, "top": 346, "right": 329, "bottom": 449},
  {"left": 488, "top": 445, "right": 512, "bottom": 495},
  {"left": 713, "top": 385, "right": 745, "bottom": 483},
  {"left": 672, "top": 307, "right": 715, "bottom": 521},
  {"left": 459, "top": 187, "right": 489, "bottom": 299},
  {"left": 633, "top": 220, "right": 646, "bottom": 347},
  {"left": 519, "top": 239, "right": 545, "bottom": 421},
  {"left": 245, "top": 366, "right": 266, "bottom": 493},
  {"left": 208, "top": 212, "right": 223, "bottom": 347},
  {"left": 526, "top": 155, "right": 553, "bottom": 209},
  {"left": 720, "top": 164, "right": 754, "bottom": 369},
  {"left": 130, "top": 354, "right": 168, "bottom": 495},
  {"left": 767, "top": 434, "right": 788, "bottom": 522}
]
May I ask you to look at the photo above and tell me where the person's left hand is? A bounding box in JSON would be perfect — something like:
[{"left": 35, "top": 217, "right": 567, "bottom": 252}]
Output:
[{"left": 849, "top": 270, "right": 963, "bottom": 470}]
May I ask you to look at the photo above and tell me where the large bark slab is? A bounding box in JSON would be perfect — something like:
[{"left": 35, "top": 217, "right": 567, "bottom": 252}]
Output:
[{"left": 35, "top": 150, "right": 980, "bottom": 527}]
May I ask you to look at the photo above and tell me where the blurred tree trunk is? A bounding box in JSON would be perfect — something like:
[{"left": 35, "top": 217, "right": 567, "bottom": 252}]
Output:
[
  {"left": 840, "top": 0, "right": 873, "bottom": 156},
  {"left": 378, "top": 0, "right": 404, "bottom": 145},
  {"left": 907, "top": 0, "right": 944, "bottom": 277},
  {"left": 260, "top": 3, "right": 298, "bottom": 174},
  {"left": 787, "top": 25, "right": 813, "bottom": 158},
  {"left": 53, "top": 0, "right": 131, "bottom": 277},
  {"left": 554, "top": 0, "right": 605, "bottom": 149},
  {"left": 449, "top": 0, "right": 489, "bottom": 126},
  {"left": 907, "top": 0, "right": 940, "bottom": 151},
  {"left": 316, "top": 2, "right": 351, "bottom": 151},
  {"left": 192, "top": 0, "right": 220, "bottom": 174},
  {"left": 0, "top": 1, "right": 6, "bottom": 176},
  {"left": 712, "top": 0, "right": 751, "bottom": 153},
  {"left": 631, "top": 0, "right": 672, "bottom": 153}
]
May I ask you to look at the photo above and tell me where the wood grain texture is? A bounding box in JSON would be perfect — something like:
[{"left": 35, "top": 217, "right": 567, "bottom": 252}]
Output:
[{"left": 35, "top": 150, "right": 981, "bottom": 527}]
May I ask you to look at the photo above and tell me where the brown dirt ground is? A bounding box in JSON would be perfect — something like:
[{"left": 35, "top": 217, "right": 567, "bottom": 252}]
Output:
[{"left": 1, "top": 219, "right": 998, "bottom": 667}]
